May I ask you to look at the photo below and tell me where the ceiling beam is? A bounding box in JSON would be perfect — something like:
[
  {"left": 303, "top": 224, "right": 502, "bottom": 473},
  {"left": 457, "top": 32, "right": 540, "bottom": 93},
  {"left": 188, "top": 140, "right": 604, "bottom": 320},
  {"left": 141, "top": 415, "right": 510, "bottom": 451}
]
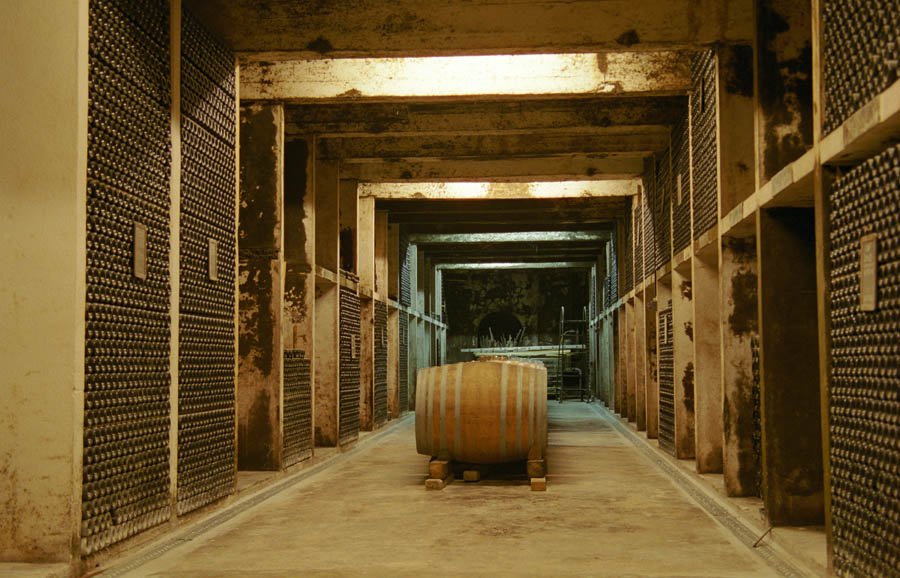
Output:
[
  {"left": 412, "top": 231, "right": 612, "bottom": 244},
  {"left": 341, "top": 155, "right": 645, "bottom": 182},
  {"left": 429, "top": 254, "right": 602, "bottom": 265},
  {"left": 318, "top": 131, "right": 668, "bottom": 161},
  {"left": 186, "top": 0, "right": 753, "bottom": 57},
  {"left": 421, "top": 245, "right": 607, "bottom": 258},
  {"left": 360, "top": 181, "right": 639, "bottom": 200},
  {"left": 436, "top": 262, "right": 596, "bottom": 270},
  {"left": 383, "top": 203, "right": 626, "bottom": 224},
  {"left": 401, "top": 222, "right": 616, "bottom": 235},
  {"left": 284, "top": 96, "right": 686, "bottom": 137},
  {"left": 240, "top": 52, "right": 690, "bottom": 101}
]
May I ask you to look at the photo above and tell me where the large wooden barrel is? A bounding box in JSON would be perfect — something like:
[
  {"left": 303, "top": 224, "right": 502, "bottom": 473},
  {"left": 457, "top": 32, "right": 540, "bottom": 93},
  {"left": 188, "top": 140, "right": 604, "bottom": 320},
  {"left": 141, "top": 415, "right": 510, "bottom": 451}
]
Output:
[{"left": 415, "top": 358, "right": 547, "bottom": 464}]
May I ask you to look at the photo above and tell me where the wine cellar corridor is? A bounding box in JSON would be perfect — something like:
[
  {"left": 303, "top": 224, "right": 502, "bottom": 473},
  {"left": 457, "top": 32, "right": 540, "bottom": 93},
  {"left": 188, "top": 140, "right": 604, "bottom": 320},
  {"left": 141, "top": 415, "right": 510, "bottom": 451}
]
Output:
[{"left": 1, "top": 0, "right": 899, "bottom": 576}]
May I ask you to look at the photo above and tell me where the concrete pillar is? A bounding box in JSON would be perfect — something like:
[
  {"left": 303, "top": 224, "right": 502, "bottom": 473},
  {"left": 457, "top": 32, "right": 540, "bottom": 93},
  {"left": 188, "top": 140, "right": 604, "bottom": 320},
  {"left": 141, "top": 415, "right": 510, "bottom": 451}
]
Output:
[
  {"left": 672, "top": 264, "right": 696, "bottom": 459},
  {"left": 416, "top": 251, "right": 429, "bottom": 375},
  {"left": 409, "top": 245, "right": 420, "bottom": 405},
  {"left": 0, "top": 0, "right": 87, "bottom": 561},
  {"left": 625, "top": 299, "right": 637, "bottom": 422},
  {"left": 757, "top": 208, "right": 824, "bottom": 525},
  {"left": 693, "top": 247, "right": 724, "bottom": 473},
  {"left": 314, "top": 283, "right": 339, "bottom": 446},
  {"left": 387, "top": 225, "right": 400, "bottom": 417},
  {"left": 375, "top": 212, "right": 389, "bottom": 298},
  {"left": 283, "top": 135, "right": 316, "bottom": 458},
  {"left": 314, "top": 160, "right": 340, "bottom": 446},
  {"left": 608, "top": 315, "right": 617, "bottom": 408},
  {"left": 284, "top": 136, "right": 316, "bottom": 353},
  {"left": 720, "top": 233, "right": 760, "bottom": 497},
  {"left": 634, "top": 291, "right": 647, "bottom": 430},
  {"left": 645, "top": 283, "right": 660, "bottom": 439},
  {"left": 716, "top": 44, "right": 757, "bottom": 217},
  {"left": 238, "top": 104, "right": 284, "bottom": 470},
  {"left": 315, "top": 161, "right": 339, "bottom": 274},
  {"left": 358, "top": 197, "right": 375, "bottom": 431},
  {"left": 616, "top": 306, "right": 627, "bottom": 416}
]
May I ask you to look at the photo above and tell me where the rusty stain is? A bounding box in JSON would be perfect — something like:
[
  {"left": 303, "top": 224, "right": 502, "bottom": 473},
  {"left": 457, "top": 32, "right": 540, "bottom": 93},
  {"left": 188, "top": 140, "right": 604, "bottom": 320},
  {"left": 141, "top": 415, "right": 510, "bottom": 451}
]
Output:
[
  {"left": 377, "top": 10, "right": 428, "bottom": 36},
  {"left": 728, "top": 270, "right": 758, "bottom": 337},
  {"left": 284, "top": 138, "right": 309, "bottom": 263},
  {"left": 306, "top": 36, "right": 334, "bottom": 54},
  {"left": 595, "top": 53, "right": 608, "bottom": 75},
  {"left": 757, "top": 4, "right": 813, "bottom": 182},
  {"left": 239, "top": 261, "right": 276, "bottom": 376},
  {"left": 722, "top": 44, "right": 754, "bottom": 98},
  {"left": 339, "top": 228, "right": 354, "bottom": 271},
  {"left": 725, "top": 366, "right": 759, "bottom": 495},
  {"left": 684, "top": 321, "right": 693, "bottom": 341},
  {"left": 679, "top": 279, "right": 692, "bottom": 300},
  {"left": 784, "top": 466, "right": 822, "bottom": 496},
  {"left": 240, "top": 107, "right": 280, "bottom": 250},
  {"left": 682, "top": 362, "right": 694, "bottom": 411},
  {"left": 239, "top": 389, "right": 276, "bottom": 470},
  {"left": 615, "top": 29, "right": 640, "bottom": 47}
]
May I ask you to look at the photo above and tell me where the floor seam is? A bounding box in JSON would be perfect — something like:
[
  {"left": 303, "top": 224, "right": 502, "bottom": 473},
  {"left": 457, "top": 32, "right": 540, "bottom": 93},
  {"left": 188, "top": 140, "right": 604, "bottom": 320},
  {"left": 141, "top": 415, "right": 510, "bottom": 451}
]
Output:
[{"left": 587, "top": 403, "right": 811, "bottom": 578}]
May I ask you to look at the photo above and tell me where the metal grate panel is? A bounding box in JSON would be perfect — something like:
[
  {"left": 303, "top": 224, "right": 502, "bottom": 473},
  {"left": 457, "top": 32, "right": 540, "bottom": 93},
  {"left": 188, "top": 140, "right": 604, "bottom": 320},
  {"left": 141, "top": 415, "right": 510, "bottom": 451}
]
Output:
[
  {"left": 283, "top": 350, "right": 312, "bottom": 467},
  {"left": 399, "top": 231, "right": 412, "bottom": 307},
  {"left": 177, "top": 6, "right": 236, "bottom": 516},
  {"left": 828, "top": 145, "right": 900, "bottom": 577},
  {"left": 339, "top": 283, "right": 361, "bottom": 444},
  {"left": 374, "top": 301, "right": 389, "bottom": 426},
  {"left": 635, "top": 199, "right": 644, "bottom": 285},
  {"left": 658, "top": 307, "right": 675, "bottom": 455},
  {"left": 624, "top": 199, "right": 633, "bottom": 291},
  {"left": 398, "top": 312, "right": 409, "bottom": 413},
  {"left": 643, "top": 173, "right": 657, "bottom": 279},
  {"left": 823, "top": 0, "right": 900, "bottom": 134},
  {"left": 691, "top": 50, "right": 718, "bottom": 240},
  {"left": 672, "top": 110, "right": 692, "bottom": 254},
  {"left": 654, "top": 149, "right": 671, "bottom": 271},
  {"left": 83, "top": 0, "right": 172, "bottom": 555}
]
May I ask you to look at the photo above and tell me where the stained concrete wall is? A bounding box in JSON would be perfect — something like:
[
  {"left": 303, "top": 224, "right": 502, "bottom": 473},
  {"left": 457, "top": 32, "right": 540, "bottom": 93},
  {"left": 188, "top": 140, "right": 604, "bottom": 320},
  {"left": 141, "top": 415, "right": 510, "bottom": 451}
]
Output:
[
  {"left": 0, "top": 0, "right": 87, "bottom": 562},
  {"left": 238, "top": 105, "right": 284, "bottom": 470},
  {"left": 645, "top": 283, "right": 660, "bottom": 438},
  {"left": 442, "top": 268, "right": 589, "bottom": 363},
  {"left": 693, "top": 247, "right": 723, "bottom": 473},
  {"left": 721, "top": 235, "right": 760, "bottom": 497},
  {"left": 672, "top": 265, "right": 696, "bottom": 459},
  {"left": 756, "top": 0, "right": 813, "bottom": 184},
  {"left": 634, "top": 291, "right": 647, "bottom": 430}
]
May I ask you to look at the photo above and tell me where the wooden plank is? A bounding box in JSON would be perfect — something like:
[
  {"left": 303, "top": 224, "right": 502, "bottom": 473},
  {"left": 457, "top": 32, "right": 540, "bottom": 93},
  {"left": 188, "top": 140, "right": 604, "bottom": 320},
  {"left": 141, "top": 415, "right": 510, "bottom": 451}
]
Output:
[{"left": 186, "top": 0, "right": 753, "bottom": 57}]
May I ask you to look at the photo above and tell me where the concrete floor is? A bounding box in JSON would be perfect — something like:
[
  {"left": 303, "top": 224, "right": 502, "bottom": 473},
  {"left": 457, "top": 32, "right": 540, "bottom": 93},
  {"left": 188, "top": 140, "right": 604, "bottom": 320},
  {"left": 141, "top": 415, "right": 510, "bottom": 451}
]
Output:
[{"left": 107, "top": 403, "right": 788, "bottom": 577}]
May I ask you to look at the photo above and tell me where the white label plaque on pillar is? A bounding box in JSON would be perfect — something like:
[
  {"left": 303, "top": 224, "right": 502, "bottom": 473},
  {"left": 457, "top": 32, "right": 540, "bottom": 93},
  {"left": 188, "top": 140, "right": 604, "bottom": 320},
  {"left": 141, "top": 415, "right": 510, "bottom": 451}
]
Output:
[
  {"left": 208, "top": 238, "right": 219, "bottom": 281},
  {"left": 133, "top": 222, "right": 148, "bottom": 280},
  {"left": 860, "top": 233, "right": 878, "bottom": 311}
]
